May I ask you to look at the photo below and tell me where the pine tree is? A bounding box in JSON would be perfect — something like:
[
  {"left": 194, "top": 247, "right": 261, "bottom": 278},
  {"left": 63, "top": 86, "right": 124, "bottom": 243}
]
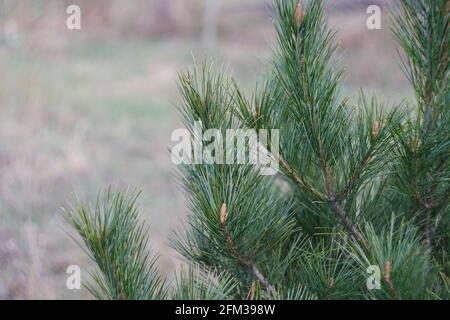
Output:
[{"left": 65, "top": 0, "right": 449, "bottom": 300}]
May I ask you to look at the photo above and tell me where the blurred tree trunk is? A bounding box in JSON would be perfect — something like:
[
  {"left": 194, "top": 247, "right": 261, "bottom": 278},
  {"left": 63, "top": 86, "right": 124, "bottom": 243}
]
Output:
[{"left": 201, "top": 0, "right": 222, "bottom": 49}]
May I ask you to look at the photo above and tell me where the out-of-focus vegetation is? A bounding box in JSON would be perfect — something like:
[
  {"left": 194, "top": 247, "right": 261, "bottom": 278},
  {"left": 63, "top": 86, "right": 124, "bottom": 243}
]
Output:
[{"left": 0, "top": 0, "right": 411, "bottom": 299}]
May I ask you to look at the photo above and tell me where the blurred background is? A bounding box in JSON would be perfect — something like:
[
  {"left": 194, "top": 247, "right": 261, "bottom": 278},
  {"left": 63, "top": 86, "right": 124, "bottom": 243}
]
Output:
[{"left": 0, "top": 0, "right": 412, "bottom": 299}]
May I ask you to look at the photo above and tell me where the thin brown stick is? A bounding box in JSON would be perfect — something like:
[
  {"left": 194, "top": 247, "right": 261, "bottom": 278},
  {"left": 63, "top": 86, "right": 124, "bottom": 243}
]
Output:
[
  {"left": 249, "top": 264, "right": 276, "bottom": 297},
  {"left": 324, "top": 277, "right": 335, "bottom": 300},
  {"left": 338, "top": 120, "right": 382, "bottom": 200},
  {"left": 429, "top": 190, "right": 449, "bottom": 239},
  {"left": 279, "top": 157, "right": 325, "bottom": 199},
  {"left": 383, "top": 261, "right": 399, "bottom": 300},
  {"left": 424, "top": 200, "right": 433, "bottom": 247},
  {"left": 319, "top": 150, "right": 367, "bottom": 248},
  {"left": 337, "top": 145, "right": 375, "bottom": 199},
  {"left": 219, "top": 203, "right": 277, "bottom": 297},
  {"left": 329, "top": 196, "right": 365, "bottom": 244},
  {"left": 423, "top": 157, "right": 448, "bottom": 245},
  {"left": 245, "top": 282, "right": 257, "bottom": 300}
]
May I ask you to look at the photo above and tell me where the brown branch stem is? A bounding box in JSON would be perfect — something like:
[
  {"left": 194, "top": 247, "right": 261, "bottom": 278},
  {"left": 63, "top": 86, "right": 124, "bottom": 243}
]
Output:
[
  {"left": 338, "top": 145, "right": 375, "bottom": 199},
  {"left": 329, "top": 196, "right": 365, "bottom": 244},
  {"left": 424, "top": 199, "right": 433, "bottom": 247},
  {"left": 320, "top": 153, "right": 367, "bottom": 249},
  {"left": 219, "top": 204, "right": 277, "bottom": 298},
  {"left": 279, "top": 157, "right": 325, "bottom": 200},
  {"left": 383, "top": 261, "right": 399, "bottom": 300}
]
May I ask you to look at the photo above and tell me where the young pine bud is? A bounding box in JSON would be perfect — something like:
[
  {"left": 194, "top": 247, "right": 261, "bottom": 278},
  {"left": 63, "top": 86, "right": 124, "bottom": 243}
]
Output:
[
  {"left": 220, "top": 203, "right": 228, "bottom": 225},
  {"left": 295, "top": 2, "right": 304, "bottom": 26},
  {"left": 383, "top": 260, "right": 399, "bottom": 299},
  {"left": 414, "top": 133, "right": 421, "bottom": 150},
  {"left": 246, "top": 281, "right": 257, "bottom": 300},
  {"left": 371, "top": 120, "right": 381, "bottom": 139},
  {"left": 99, "top": 224, "right": 105, "bottom": 239},
  {"left": 328, "top": 277, "right": 335, "bottom": 289},
  {"left": 383, "top": 260, "right": 392, "bottom": 282}
]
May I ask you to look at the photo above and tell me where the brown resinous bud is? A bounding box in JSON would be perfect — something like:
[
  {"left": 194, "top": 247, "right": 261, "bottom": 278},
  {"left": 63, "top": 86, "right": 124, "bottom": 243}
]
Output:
[
  {"left": 383, "top": 260, "right": 392, "bottom": 282},
  {"left": 371, "top": 120, "right": 381, "bottom": 140},
  {"left": 220, "top": 203, "right": 228, "bottom": 225},
  {"left": 295, "top": 1, "right": 304, "bottom": 26},
  {"left": 328, "top": 277, "right": 335, "bottom": 289}
]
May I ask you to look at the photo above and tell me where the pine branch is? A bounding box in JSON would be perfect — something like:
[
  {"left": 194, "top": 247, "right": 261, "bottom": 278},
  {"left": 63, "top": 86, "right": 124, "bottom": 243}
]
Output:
[
  {"left": 279, "top": 156, "right": 325, "bottom": 200},
  {"left": 340, "top": 217, "right": 433, "bottom": 300},
  {"left": 383, "top": 261, "right": 399, "bottom": 300},
  {"left": 219, "top": 203, "right": 277, "bottom": 297},
  {"left": 337, "top": 147, "right": 374, "bottom": 200},
  {"left": 321, "top": 157, "right": 365, "bottom": 246},
  {"left": 64, "top": 190, "right": 167, "bottom": 300},
  {"left": 271, "top": 1, "right": 377, "bottom": 247},
  {"left": 173, "top": 265, "right": 238, "bottom": 300},
  {"left": 62, "top": 0, "right": 448, "bottom": 301},
  {"left": 391, "top": 0, "right": 449, "bottom": 246},
  {"left": 173, "top": 63, "right": 298, "bottom": 298}
]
